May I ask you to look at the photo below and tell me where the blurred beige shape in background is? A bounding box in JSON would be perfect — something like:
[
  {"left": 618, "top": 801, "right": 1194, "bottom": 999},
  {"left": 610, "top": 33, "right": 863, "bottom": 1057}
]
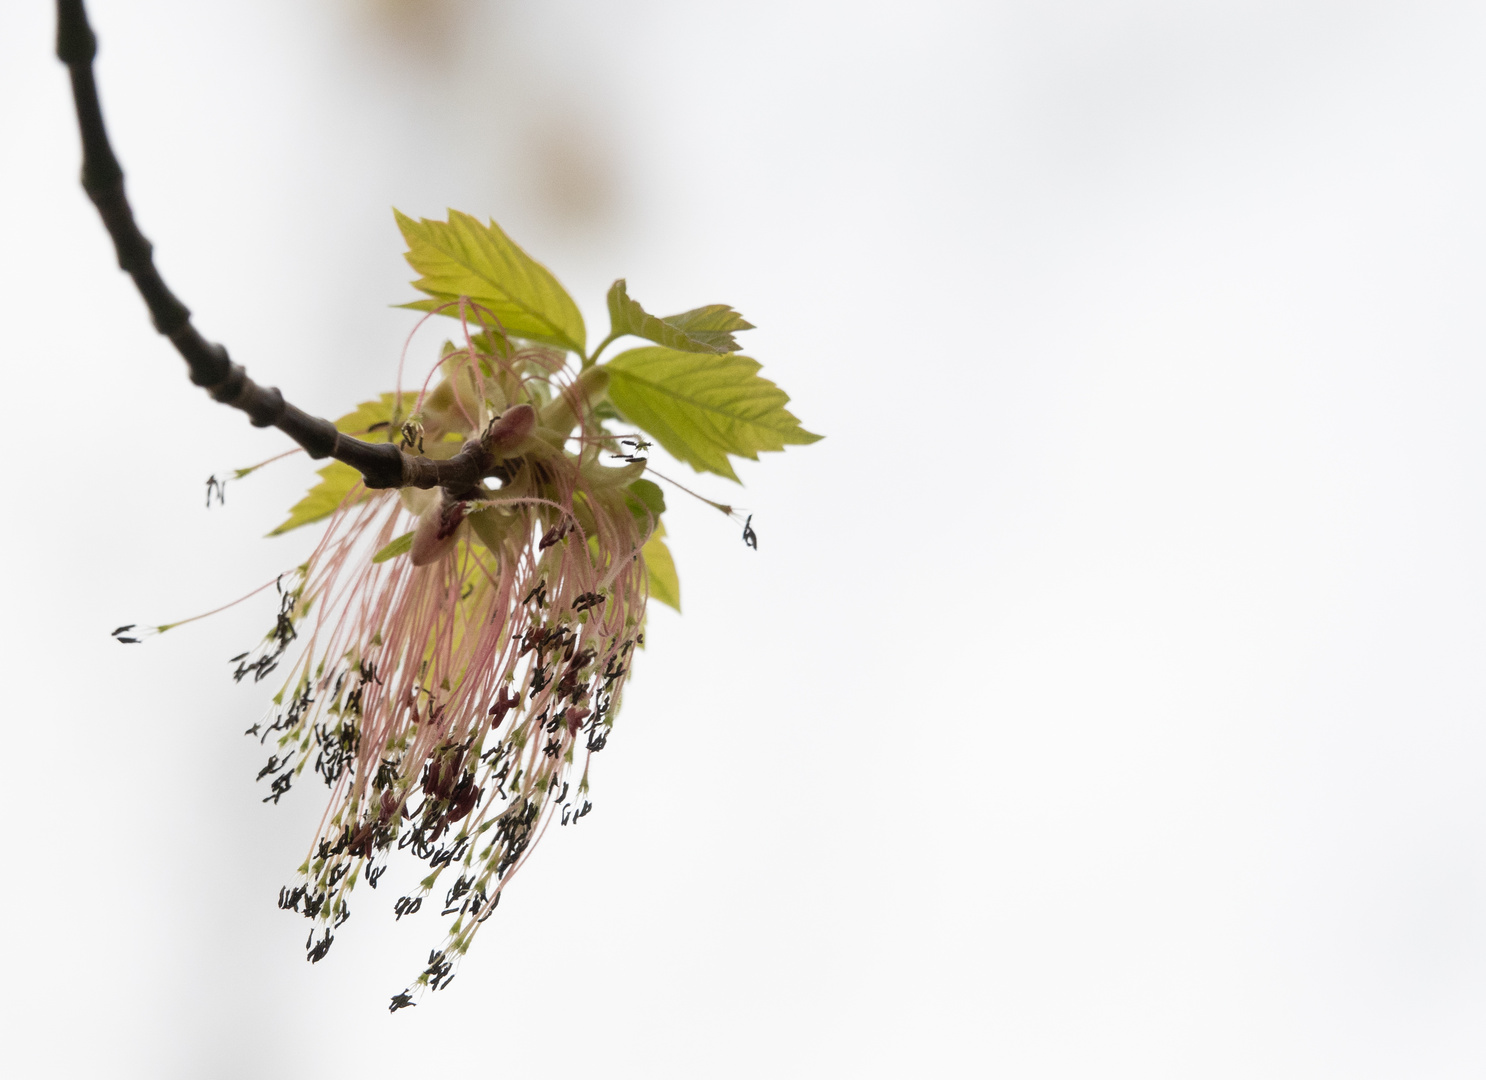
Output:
[
  {"left": 362, "top": 0, "right": 474, "bottom": 62},
  {"left": 348, "top": 0, "right": 623, "bottom": 235}
]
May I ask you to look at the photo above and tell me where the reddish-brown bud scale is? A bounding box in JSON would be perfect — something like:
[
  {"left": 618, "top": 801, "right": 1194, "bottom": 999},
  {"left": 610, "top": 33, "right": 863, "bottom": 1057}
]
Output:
[
  {"left": 485, "top": 403, "right": 536, "bottom": 454},
  {"left": 411, "top": 499, "right": 465, "bottom": 565}
]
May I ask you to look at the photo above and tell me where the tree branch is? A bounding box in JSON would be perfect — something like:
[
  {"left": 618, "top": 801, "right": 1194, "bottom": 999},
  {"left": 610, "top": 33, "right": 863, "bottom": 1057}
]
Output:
[{"left": 55, "top": 0, "right": 487, "bottom": 492}]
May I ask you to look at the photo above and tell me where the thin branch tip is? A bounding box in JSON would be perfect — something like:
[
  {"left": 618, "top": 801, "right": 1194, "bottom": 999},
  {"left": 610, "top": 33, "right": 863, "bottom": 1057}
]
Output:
[{"left": 54, "top": 0, "right": 486, "bottom": 495}]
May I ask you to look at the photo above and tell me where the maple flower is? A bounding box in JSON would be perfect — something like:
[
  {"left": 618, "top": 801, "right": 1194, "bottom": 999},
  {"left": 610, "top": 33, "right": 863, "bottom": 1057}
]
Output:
[
  {"left": 244, "top": 331, "right": 666, "bottom": 1003},
  {"left": 110, "top": 208, "right": 816, "bottom": 1010},
  {"left": 59, "top": 0, "right": 818, "bottom": 1012}
]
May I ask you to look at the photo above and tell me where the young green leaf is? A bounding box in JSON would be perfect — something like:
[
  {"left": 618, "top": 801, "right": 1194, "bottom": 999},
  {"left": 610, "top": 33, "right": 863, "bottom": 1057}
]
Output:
[
  {"left": 371, "top": 531, "right": 416, "bottom": 564},
  {"left": 627, "top": 477, "right": 666, "bottom": 518},
  {"left": 606, "top": 280, "right": 751, "bottom": 354},
  {"left": 641, "top": 523, "right": 680, "bottom": 612},
  {"left": 604, "top": 348, "right": 822, "bottom": 481},
  {"left": 269, "top": 461, "right": 368, "bottom": 536},
  {"left": 267, "top": 396, "right": 402, "bottom": 536},
  {"left": 395, "top": 209, "right": 586, "bottom": 355},
  {"left": 333, "top": 392, "right": 404, "bottom": 437},
  {"left": 660, "top": 304, "right": 754, "bottom": 353},
  {"left": 623, "top": 477, "right": 667, "bottom": 531}
]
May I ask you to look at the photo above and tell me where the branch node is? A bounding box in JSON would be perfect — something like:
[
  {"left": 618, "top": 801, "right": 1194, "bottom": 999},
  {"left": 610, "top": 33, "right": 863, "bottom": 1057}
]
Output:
[{"left": 244, "top": 386, "right": 286, "bottom": 429}]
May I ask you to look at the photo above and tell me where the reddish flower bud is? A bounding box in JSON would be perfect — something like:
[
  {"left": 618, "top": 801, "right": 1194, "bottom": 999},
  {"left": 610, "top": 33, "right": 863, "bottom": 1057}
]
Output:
[{"left": 485, "top": 403, "right": 536, "bottom": 454}]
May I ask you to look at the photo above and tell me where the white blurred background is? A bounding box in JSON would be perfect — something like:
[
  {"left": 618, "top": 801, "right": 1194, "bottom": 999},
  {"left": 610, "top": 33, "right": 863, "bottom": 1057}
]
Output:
[{"left": 4, "top": 0, "right": 1486, "bottom": 1076}]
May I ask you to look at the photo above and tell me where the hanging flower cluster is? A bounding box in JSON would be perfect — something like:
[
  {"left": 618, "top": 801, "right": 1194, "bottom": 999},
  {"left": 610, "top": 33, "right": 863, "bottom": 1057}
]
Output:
[
  {"left": 58, "top": 0, "right": 816, "bottom": 1012},
  {"left": 219, "top": 211, "right": 820, "bottom": 1008}
]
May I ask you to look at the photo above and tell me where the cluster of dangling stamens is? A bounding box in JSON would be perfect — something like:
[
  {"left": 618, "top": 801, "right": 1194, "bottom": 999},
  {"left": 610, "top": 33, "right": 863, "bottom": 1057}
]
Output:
[{"left": 235, "top": 331, "right": 656, "bottom": 1009}]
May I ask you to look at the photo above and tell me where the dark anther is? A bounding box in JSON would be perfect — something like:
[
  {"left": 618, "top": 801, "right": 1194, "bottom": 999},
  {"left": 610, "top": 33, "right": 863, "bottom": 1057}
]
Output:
[
  {"left": 306, "top": 929, "right": 334, "bottom": 964},
  {"left": 262, "top": 772, "right": 293, "bottom": 804},
  {"left": 424, "top": 949, "right": 455, "bottom": 991},
  {"left": 446, "top": 776, "right": 480, "bottom": 823},
  {"left": 487, "top": 685, "right": 520, "bottom": 726},
  {"left": 256, "top": 754, "right": 289, "bottom": 781},
  {"left": 389, "top": 991, "right": 416, "bottom": 1013},
  {"left": 530, "top": 665, "right": 550, "bottom": 695},
  {"left": 374, "top": 759, "right": 399, "bottom": 791},
  {"left": 205, "top": 474, "right": 226, "bottom": 507},
  {"left": 742, "top": 514, "right": 758, "bottom": 550},
  {"left": 278, "top": 885, "right": 306, "bottom": 912},
  {"left": 444, "top": 875, "right": 474, "bottom": 909}
]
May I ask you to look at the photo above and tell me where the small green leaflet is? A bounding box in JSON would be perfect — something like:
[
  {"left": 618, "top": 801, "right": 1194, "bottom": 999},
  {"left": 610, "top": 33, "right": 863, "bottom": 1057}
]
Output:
[
  {"left": 396, "top": 209, "right": 586, "bottom": 355},
  {"left": 372, "top": 532, "right": 415, "bottom": 563},
  {"left": 268, "top": 396, "right": 398, "bottom": 536},
  {"left": 660, "top": 304, "right": 754, "bottom": 353},
  {"left": 269, "top": 462, "right": 366, "bottom": 536},
  {"left": 606, "top": 280, "right": 752, "bottom": 354},
  {"left": 624, "top": 477, "right": 666, "bottom": 526},
  {"left": 604, "top": 348, "right": 822, "bottom": 482},
  {"left": 333, "top": 392, "right": 404, "bottom": 437},
  {"left": 642, "top": 522, "right": 680, "bottom": 612}
]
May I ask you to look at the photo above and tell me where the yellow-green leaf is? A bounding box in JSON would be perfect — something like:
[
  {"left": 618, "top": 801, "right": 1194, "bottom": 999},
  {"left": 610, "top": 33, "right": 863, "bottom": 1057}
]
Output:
[
  {"left": 372, "top": 531, "right": 416, "bottom": 563},
  {"left": 268, "top": 461, "right": 368, "bottom": 536},
  {"left": 642, "top": 523, "right": 680, "bottom": 612},
  {"left": 625, "top": 478, "right": 666, "bottom": 520},
  {"left": 396, "top": 209, "right": 586, "bottom": 355},
  {"left": 268, "top": 395, "right": 402, "bottom": 535},
  {"left": 660, "top": 304, "right": 754, "bottom": 353},
  {"left": 604, "top": 348, "right": 822, "bottom": 482},
  {"left": 606, "top": 280, "right": 750, "bottom": 354},
  {"left": 333, "top": 392, "right": 404, "bottom": 437}
]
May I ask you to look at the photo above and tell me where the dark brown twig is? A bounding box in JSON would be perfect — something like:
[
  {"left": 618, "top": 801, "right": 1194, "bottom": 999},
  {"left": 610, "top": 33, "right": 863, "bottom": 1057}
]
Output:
[{"left": 55, "top": 0, "right": 486, "bottom": 491}]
